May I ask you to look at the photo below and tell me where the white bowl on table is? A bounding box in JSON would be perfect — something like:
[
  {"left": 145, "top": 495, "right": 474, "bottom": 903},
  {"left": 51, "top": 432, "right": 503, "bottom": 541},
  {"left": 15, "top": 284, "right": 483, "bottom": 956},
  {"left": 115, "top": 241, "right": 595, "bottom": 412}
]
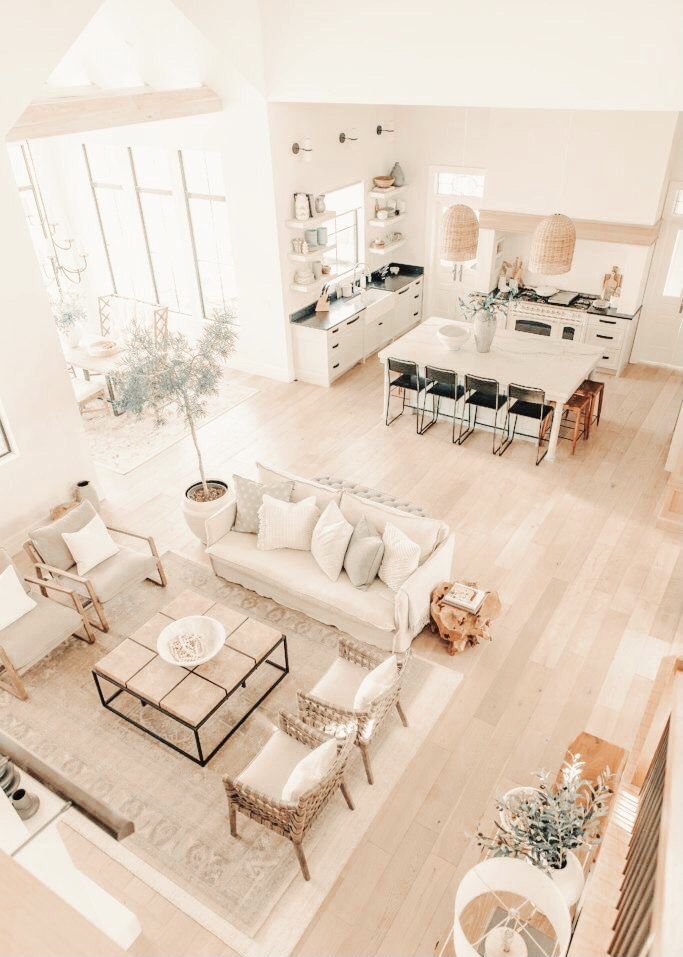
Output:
[
  {"left": 157, "top": 615, "right": 226, "bottom": 667},
  {"left": 437, "top": 325, "right": 469, "bottom": 351}
]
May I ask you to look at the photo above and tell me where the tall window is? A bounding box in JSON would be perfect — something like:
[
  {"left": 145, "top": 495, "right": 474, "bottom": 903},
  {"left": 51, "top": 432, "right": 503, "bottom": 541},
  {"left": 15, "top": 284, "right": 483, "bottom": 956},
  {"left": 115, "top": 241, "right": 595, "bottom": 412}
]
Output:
[
  {"left": 7, "top": 143, "right": 57, "bottom": 294},
  {"left": 324, "top": 182, "right": 364, "bottom": 280},
  {"left": 179, "top": 150, "right": 236, "bottom": 318}
]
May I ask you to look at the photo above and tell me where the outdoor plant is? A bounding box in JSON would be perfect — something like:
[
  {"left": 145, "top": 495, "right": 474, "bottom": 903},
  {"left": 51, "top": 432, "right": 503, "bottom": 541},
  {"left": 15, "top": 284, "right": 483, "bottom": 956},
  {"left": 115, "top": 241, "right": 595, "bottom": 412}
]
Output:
[
  {"left": 477, "top": 754, "right": 612, "bottom": 873},
  {"left": 113, "top": 306, "right": 238, "bottom": 502},
  {"left": 51, "top": 290, "right": 86, "bottom": 332}
]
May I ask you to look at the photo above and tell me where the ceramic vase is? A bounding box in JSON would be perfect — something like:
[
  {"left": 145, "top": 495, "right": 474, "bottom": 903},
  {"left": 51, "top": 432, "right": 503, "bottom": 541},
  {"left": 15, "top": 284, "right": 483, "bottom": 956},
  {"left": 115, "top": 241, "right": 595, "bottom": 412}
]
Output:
[
  {"left": 182, "top": 479, "right": 229, "bottom": 543},
  {"left": 549, "top": 850, "right": 584, "bottom": 907},
  {"left": 75, "top": 480, "right": 100, "bottom": 511},
  {"left": 390, "top": 162, "right": 405, "bottom": 187},
  {"left": 473, "top": 314, "right": 496, "bottom": 353}
]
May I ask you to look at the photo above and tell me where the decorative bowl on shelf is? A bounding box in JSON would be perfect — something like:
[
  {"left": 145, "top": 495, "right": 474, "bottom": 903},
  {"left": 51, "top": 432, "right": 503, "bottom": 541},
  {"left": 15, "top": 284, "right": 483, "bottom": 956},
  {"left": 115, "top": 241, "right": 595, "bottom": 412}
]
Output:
[
  {"left": 373, "top": 176, "right": 395, "bottom": 189},
  {"left": 157, "top": 615, "right": 225, "bottom": 667},
  {"left": 437, "top": 324, "right": 469, "bottom": 351}
]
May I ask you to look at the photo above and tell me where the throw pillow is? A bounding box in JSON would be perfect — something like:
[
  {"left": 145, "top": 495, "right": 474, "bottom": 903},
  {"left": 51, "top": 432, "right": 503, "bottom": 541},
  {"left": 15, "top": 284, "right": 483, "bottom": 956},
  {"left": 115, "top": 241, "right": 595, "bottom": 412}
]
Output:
[
  {"left": 378, "top": 522, "right": 420, "bottom": 591},
  {"left": 310, "top": 500, "right": 354, "bottom": 581},
  {"left": 233, "top": 474, "right": 294, "bottom": 534},
  {"left": 281, "top": 738, "right": 338, "bottom": 802},
  {"left": 343, "top": 515, "right": 384, "bottom": 588},
  {"left": 31, "top": 500, "right": 97, "bottom": 570},
  {"left": 257, "top": 495, "right": 320, "bottom": 551},
  {"left": 61, "top": 514, "right": 119, "bottom": 576},
  {"left": 353, "top": 655, "right": 399, "bottom": 710},
  {"left": 256, "top": 462, "right": 342, "bottom": 511},
  {"left": 0, "top": 565, "right": 36, "bottom": 631},
  {"left": 339, "top": 492, "right": 445, "bottom": 564}
]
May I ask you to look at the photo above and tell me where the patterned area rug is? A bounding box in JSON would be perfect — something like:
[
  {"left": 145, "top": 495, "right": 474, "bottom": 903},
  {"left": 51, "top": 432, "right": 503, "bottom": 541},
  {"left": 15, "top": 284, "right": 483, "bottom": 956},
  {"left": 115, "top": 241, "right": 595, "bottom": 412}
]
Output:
[
  {"left": 84, "top": 376, "right": 258, "bottom": 474},
  {"left": 0, "top": 553, "right": 462, "bottom": 940}
]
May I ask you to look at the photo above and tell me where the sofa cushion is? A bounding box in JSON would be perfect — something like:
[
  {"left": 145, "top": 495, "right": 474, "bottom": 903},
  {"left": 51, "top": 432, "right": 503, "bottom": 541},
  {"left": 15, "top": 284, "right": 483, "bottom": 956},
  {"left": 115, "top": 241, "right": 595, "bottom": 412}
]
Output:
[
  {"left": 233, "top": 474, "right": 293, "bottom": 534},
  {"left": 0, "top": 565, "right": 36, "bottom": 631},
  {"left": 379, "top": 523, "right": 420, "bottom": 591},
  {"left": 343, "top": 515, "right": 384, "bottom": 589},
  {"left": 257, "top": 495, "right": 320, "bottom": 551},
  {"left": 31, "top": 501, "right": 97, "bottom": 571},
  {"left": 62, "top": 546, "right": 158, "bottom": 602},
  {"left": 339, "top": 492, "right": 445, "bottom": 564},
  {"left": 311, "top": 501, "right": 353, "bottom": 582},
  {"left": 237, "top": 729, "right": 310, "bottom": 800},
  {"left": 257, "top": 462, "right": 342, "bottom": 511},
  {"left": 0, "top": 592, "right": 81, "bottom": 670},
  {"left": 208, "top": 532, "right": 396, "bottom": 633}
]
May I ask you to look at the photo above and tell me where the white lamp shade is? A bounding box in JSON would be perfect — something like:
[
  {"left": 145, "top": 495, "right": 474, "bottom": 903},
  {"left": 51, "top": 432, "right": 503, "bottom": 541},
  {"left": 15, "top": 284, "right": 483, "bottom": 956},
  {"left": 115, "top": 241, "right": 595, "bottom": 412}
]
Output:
[
  {"left": 441, "top": 204, "right": 479, "bottom": 262},
  {"left": 529, "top": 213, "right": 576, "bottom": 275},
  {"left": 453, "top": 858, "right": 571, "bottom": 957}
]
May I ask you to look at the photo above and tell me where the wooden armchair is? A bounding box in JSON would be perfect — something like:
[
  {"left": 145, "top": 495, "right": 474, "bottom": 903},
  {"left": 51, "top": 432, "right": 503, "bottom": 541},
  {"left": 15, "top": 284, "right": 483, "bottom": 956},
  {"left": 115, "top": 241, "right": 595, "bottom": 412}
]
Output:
[
  {"left": 0, "top": 548, "right": 95, "bottom": 701},
  {"left": 223, "top": 711, "right": 356, "bottom": 881},
  {"left": 24, "top": 501, "right": 167, "bottom": 633},
  {"left": 297, "top": 636, "right": 410, "bottom": 785}
]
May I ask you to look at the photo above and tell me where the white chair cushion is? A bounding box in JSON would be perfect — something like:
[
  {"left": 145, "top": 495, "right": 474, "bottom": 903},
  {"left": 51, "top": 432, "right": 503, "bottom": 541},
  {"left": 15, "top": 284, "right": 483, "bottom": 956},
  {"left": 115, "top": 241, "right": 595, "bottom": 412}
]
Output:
[
  {"left": 60, "top": 547, "right": 158, "bottom": 603},
  {"left": 353, "top": 655, "right": 399, "bottom": 710},
  {"left": 378, "top": 523, "right": 420, "bottom": 591},
  {"left": 237, "top": 729, "right": 310, "bottom": 800},
  {"left": 257, "top": 495, "right": 320, "bottom": 552},
  {"left": 257, "top": 463, "right": 342, "bottom": 511},
  {"left": 311, "top": 501, "right": 353, "bottom": 582},
  {"left": 62, "top": 514, "right": 119, "bottom": 576},
  {"left": 0, "top": 566, "right": 36, "bottom": 631},
  {"left": 0, "top": 593, "right": 81, "bottom": 670},
  {"left": 281, "top": 738, "right": 338, "bottom": 803},
  {"left": 208, "top": 533, "right": 396, "bottom": 633},
  {"left": 309, "top": 656, "right": 369, "bottom": 709},
  {"left": 339, "top": 492, "right": 445, "bottom": 564},
  {"left": 31, "top": 501, "right": 97, "bottom": 571}
]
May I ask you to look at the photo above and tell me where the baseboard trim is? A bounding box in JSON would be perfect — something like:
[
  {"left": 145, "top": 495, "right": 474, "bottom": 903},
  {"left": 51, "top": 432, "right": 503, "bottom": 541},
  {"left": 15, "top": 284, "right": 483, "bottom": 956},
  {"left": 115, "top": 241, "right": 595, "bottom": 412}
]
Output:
[{"left": 228, "top": 355, "right": 294, "bottom": 382}]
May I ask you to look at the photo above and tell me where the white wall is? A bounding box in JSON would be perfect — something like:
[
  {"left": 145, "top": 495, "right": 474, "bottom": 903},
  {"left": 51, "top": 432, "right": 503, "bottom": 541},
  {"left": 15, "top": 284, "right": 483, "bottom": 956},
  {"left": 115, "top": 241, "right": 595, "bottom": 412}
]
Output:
[
  {"left": 0, "top": 2, "right": 99, "bottom": 549},
  {"left": 259, "top": 0, "right": 683, "bottom": 112}
]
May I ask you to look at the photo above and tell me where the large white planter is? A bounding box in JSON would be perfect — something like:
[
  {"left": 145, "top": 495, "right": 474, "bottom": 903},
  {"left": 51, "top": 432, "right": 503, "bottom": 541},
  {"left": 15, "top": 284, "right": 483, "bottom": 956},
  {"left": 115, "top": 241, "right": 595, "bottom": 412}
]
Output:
[
  {"left": 181, "top": 480, "right": 229, "bottom": 543},
  {"left": 549, "top": 850, "right": 584, "bottom": 907}
]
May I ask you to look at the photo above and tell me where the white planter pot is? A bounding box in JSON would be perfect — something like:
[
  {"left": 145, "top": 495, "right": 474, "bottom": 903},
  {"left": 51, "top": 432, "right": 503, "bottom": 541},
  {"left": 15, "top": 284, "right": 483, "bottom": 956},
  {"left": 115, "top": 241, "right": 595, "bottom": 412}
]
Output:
[
  {"left": 473, "top": 314, "right": 496, "bottom": 353},
  {"left": 181, "top": 480, "right": 229, "bottom": 543},
  {"left": 549, "top": 850, "right": 584, "bottom": 907}
]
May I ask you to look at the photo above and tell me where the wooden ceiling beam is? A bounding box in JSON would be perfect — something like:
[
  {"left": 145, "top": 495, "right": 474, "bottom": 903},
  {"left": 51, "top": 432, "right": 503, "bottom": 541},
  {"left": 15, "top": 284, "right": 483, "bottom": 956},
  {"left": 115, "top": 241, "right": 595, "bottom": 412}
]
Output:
[
  {"left": 479, "top": 209, "right": 661, "bottom": 246},
  {"left": 6, "top": 86, "right": 222, "bottom": 141}
]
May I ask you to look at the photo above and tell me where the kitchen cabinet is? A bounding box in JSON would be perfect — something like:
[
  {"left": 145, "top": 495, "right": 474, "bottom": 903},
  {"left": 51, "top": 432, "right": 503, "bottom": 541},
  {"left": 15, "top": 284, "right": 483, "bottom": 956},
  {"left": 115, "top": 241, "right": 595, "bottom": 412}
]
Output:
[{"left": 391, "top": 278, "right": 423, "bottom": 339}]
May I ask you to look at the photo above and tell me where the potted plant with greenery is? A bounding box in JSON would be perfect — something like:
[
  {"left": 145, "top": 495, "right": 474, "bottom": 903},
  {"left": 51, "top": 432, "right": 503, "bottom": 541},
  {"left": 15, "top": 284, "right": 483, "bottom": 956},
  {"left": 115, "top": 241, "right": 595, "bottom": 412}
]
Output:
[
  {"left": 477, "top": 754, "right": 612, "bottom": 906},
  {"left": 51, "top": 290, "right": 86, "bottom": 347},
  {"left": 458, "top": 291, "right": 509, "bottom": 353},
  {"left": 113, "top": 306, "right": 238, "bottom": 541}
]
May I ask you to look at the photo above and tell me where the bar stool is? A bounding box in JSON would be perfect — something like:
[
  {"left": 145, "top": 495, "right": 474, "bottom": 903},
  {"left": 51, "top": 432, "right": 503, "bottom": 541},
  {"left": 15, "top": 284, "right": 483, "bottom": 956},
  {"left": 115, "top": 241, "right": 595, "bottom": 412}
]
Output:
[
  {"left": 419, "top": 367, "right": 465, "bottom": 443},
  {"left": 458, "top": 374, "right": 507, "bottom": 454},
  {"left": 385, "top": 358, "right": 428, "bottom": 432},
  {"left": 499, "top": 383, "right": 555, "bottom": 465},
  {"left": 577, "top": 378, "right": 605, "bottom": 432},
  {"left": 561, "top": 391, "right": 591, "bottom": 454}
]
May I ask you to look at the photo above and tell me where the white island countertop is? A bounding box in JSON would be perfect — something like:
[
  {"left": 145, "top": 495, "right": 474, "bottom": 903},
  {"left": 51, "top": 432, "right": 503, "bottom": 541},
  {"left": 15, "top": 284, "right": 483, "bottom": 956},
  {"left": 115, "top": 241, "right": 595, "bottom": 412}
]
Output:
[{"left": 378, "top": 316, "right": 604, "bottom": 461}]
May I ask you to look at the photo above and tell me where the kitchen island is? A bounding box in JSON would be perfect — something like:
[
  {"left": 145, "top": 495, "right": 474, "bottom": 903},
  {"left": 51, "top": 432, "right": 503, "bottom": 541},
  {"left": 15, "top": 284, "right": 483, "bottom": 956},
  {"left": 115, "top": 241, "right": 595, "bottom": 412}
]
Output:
[{"left": 378, "top": 317, "right": 604, "bottom": 461}]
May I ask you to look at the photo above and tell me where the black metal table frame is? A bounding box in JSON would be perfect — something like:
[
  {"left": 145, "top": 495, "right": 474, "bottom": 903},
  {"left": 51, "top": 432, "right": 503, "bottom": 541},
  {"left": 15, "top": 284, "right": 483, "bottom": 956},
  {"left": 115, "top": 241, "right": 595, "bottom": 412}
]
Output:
[{"left": 92, "top": 635, "right": 289, "bottom": 766}]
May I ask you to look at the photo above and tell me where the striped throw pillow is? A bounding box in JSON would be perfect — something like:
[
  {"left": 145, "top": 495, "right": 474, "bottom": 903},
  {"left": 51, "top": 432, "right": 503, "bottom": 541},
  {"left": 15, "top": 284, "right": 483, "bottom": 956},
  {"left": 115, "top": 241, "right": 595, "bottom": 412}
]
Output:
[
  {"left": 257, "top": 495, "right": 320, "bottom": 551},
  {"left": 378, "top": 522, "right": 420, "bottom": 591}
]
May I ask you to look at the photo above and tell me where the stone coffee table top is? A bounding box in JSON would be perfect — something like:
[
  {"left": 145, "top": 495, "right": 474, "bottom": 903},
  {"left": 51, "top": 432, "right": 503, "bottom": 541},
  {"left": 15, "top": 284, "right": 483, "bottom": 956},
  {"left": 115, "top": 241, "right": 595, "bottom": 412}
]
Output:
[{"left": 94, "top": 589, "right": 283, "bottom": 726}]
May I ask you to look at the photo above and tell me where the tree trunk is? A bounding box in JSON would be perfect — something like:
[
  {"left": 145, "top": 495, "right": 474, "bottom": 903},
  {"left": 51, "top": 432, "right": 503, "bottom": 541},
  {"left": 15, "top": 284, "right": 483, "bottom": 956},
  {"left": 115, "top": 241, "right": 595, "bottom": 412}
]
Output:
[{"left": 182, "top": 396, "right": 208, "bottom": 496}]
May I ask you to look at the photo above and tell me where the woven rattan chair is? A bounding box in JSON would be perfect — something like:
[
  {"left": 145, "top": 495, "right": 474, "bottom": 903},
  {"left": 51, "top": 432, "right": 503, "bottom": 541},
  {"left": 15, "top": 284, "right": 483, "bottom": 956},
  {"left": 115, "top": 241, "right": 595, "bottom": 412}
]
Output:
[
  {"left": 297, "top": 636, "right": 410, "bottom": 786},
  {"left": 223, "top": 711, "right": 356, "bottom": 881}
]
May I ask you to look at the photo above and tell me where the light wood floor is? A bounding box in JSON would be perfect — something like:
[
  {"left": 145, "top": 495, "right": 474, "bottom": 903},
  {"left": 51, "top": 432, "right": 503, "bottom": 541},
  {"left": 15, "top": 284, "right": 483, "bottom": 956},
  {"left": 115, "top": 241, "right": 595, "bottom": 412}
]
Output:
[{"left": 19, "top": 358, "right": 683, "bottom": 957}]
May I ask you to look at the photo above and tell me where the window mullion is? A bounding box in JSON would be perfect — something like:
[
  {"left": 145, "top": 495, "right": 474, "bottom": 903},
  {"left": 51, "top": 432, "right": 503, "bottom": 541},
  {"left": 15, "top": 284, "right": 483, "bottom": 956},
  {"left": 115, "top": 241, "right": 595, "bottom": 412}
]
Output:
[{"left": 128, "top": 147, "right": 159, "bottom": 304}]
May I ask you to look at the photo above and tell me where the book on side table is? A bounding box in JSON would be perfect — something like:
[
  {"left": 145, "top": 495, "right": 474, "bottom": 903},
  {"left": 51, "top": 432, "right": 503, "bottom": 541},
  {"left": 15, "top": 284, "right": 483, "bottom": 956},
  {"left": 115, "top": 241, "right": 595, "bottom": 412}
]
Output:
[{"left": 442, "top": 582, "right": 488, "bottom": 614}]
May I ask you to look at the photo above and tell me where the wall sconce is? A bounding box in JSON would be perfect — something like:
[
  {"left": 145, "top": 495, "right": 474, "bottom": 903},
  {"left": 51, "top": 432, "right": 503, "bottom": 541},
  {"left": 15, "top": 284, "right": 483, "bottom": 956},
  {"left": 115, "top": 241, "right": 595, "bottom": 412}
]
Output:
[
  {"left": 291, "top": 137, "right": 313, "bottom": 162},
  {"left": 376, "top": 122, "right": 395, "bottom": 136},
  {"left": 339, "top": 128, "right": 359, "bottom": 144}
]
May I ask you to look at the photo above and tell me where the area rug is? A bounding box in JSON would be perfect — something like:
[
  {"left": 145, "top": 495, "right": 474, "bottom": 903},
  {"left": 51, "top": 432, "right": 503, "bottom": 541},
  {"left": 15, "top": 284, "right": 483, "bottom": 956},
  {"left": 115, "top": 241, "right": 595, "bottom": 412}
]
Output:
[
  {"left": 83, "top": 376, "right": 258, "bottom": 474},
  {"left": 0, "top": 552, "right": 462, "bottom": 945}
]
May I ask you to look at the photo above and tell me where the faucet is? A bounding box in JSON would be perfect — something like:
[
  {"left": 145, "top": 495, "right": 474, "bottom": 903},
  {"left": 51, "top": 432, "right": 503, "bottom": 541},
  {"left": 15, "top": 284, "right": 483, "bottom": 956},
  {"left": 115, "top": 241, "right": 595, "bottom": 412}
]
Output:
[{"left": 352, "top": 262, "right": 369, "bottom": 292}]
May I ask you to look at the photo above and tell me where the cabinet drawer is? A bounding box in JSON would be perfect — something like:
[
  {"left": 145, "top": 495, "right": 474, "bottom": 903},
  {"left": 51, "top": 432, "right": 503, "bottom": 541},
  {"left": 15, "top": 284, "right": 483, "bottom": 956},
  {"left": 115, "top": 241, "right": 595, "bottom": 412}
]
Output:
[
  {"left": 595, "top": 345, "right": 620, "bottom": 372},
  {"left": 586, "top": 327, "right": 623, "bottom": 349}
]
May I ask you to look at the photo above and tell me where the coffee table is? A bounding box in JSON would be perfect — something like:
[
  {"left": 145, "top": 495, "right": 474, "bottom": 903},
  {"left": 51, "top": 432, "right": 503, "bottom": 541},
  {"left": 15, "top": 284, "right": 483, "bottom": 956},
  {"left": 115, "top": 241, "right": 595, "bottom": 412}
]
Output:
[{"left": 92, "top": 590, "right": 289, "bottom": 765}]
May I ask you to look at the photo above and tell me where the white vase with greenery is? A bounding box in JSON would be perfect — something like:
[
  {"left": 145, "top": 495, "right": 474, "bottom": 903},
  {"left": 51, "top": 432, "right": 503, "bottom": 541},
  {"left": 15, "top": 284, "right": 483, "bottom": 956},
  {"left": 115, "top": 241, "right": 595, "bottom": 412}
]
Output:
[
  {"left": 458, "top": 292, "right": 508, "bottom": 353},
  {"left": 478, "top": 754, "right": 612, "bottom": 907},
  {"left": 113, "top": 306, "right": 238, "bottom": 541},
  {"left": 51, "top": 291, "right": 86, "bottom": 347}
]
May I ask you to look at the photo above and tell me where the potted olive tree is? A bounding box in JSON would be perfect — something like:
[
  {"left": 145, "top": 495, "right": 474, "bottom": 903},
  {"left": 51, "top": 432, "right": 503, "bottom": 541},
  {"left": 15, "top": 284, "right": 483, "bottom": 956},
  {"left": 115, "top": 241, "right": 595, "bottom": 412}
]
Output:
[
  {"left": 478, "top": 754, "right": 612, "bottom": 907},
  {"left": 113, "top": 307, "right": 237, "bottom": 541}
]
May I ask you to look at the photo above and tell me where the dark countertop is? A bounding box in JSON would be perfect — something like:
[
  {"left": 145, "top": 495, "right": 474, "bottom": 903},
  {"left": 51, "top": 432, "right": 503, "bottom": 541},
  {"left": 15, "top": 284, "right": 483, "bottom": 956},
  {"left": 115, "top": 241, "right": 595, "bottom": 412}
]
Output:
[
  {"left": 290, "top": 262, "right": 424, "bottom": 331},
  {"left": 586, "top": 303, "right": 641, "bottom": 321},
  {"left": 496, "top": 286, "right": 640, "bottom": 321}
]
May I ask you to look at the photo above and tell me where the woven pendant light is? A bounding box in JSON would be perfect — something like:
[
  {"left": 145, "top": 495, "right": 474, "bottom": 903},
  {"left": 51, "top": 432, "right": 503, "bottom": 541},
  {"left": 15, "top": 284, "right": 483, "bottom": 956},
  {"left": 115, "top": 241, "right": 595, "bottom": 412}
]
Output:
[
  {"left": 529, "top": 213, "right": 576, "bottom": 275},
  {"left": 441, "top": 204, "right": 479, "bottom": 263}
]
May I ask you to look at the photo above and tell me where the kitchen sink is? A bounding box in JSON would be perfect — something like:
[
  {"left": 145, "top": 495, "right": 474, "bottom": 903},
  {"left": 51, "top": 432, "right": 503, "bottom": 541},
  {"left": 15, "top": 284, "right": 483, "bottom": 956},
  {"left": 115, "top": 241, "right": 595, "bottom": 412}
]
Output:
[{"left": 361, "top": 286, "right": 394, "bottom": 320}]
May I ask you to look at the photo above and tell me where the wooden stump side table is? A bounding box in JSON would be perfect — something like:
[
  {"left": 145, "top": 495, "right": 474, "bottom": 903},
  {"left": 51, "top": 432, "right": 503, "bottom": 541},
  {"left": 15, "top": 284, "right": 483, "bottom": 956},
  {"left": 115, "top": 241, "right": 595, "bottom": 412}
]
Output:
[{"left": 430, "top": 581, "right": 502, "bottom": 655}]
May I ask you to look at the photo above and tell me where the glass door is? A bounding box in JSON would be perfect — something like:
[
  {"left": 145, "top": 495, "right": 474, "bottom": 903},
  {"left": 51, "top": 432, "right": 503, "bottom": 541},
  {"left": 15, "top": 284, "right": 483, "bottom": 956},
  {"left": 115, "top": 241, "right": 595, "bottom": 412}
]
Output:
[{"left": 638, "top": 182, "right": 683, "bottom": 366}]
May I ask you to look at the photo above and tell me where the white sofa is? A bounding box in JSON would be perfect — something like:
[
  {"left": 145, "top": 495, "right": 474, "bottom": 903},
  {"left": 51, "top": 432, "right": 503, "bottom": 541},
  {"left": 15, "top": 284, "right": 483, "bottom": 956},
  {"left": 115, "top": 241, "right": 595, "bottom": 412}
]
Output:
[{"left": 205, "top": 465, "right": 454, "bottom": 653}]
